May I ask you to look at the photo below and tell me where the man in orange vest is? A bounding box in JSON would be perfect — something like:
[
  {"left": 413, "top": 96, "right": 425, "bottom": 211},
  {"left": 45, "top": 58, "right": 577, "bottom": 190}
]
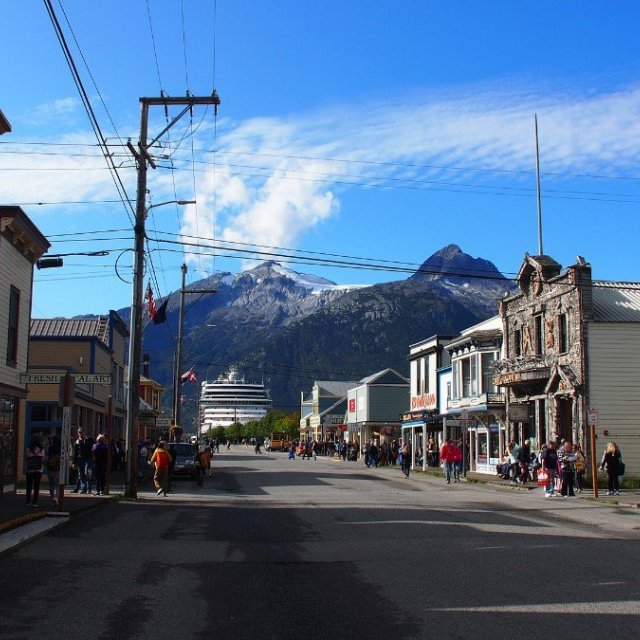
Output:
[{"left": 150, "top": 441, "right": 171, "bottom": 496}]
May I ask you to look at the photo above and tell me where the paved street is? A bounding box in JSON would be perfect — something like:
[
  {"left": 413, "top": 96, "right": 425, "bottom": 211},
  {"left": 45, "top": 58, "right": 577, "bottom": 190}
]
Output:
[{"left": 1, "top": 448, "right": 640, "bottom": 640}]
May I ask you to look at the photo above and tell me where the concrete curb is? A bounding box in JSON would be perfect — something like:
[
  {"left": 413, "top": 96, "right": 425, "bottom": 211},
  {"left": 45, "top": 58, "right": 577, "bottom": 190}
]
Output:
[{"left": 0, "top": 494, "right": 119, "bottom": 558}]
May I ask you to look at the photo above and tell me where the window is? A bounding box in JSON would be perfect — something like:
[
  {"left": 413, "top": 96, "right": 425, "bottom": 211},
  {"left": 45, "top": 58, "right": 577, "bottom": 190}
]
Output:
[
  {"left": 514, "top": 329, "right": 521, "bottom": 357},
  {"left": 423, "top": 357, "right": 429, "bottom": 396},
  {"left": 558, "top": 314, "right": 569, "bottom": 353},
  {"left": 451, "top": 360, "right": 458, "bottom": 399},
  {"left": 414, "top": 358, "right": 422, "bottom": 396},
  {"left": 6, "top": 286, "right": 20, "bottom": 366},
  {"left": 534, "top": 315, "right": 544, "bottom": 355},
  {"left": 470, "top": 354, "right": 478, "bottom": 396},
  {"left": 30, "top": 404, "right": 59, "bottom": 422},
  {"left": 462, "top": 357, "right": 471, "bottom": 397},
  {"left": 446, "top": 381, "right": 451, "bottom": 400},
  {"left": 481, "top": 352, "right": 496, "bottom": 394}
]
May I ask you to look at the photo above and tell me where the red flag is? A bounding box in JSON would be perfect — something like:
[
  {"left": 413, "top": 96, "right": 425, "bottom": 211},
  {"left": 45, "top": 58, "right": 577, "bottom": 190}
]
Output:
[
  {"left": 181, "top": 367, "right": 197, "bottom": 385},
  {"left": 146, "top": 282, "right": 157, "bottom": 319}
]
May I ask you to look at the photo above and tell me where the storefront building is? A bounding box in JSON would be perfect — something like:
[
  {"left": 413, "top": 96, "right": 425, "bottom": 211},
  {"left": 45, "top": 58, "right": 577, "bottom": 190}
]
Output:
[
  {"left": 346, "top": 369, "right": 408, "bottom": 448},
  {"left": 493, "top": 255, "right": 590, "bottom": 452},
  {"left": 401, "top": 335, "right": 453, "bottom": 471},
  {"left": 22, "top": 312, "right": 128, "bottom": 471},
  {"left": 299, "top": 380, "right": 358, "bottom": 442},
  {"left": 492, "top": 254, "right": 640, "bottom": 478},
  {"left": 446, "top": 315, "right": 505, "bottom": 474},
  {"left": 0, "top": 206, "right": 50, "bottom": 495}
]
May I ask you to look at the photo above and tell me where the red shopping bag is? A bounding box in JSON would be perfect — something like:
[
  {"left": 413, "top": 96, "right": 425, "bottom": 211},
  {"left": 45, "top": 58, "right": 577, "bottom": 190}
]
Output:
[{"left": 536, "top": 470, "right": 549, "bottom": 485}]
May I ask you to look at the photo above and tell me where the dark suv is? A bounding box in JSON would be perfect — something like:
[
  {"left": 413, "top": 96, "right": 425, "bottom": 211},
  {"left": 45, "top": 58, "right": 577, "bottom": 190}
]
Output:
[{"left": 168, "top": 442, "right": 197, "bottom": 480}]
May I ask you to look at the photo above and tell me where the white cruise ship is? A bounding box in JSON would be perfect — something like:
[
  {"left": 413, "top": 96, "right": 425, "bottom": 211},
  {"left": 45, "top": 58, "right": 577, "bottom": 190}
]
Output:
[{"left": 199, "top": 366, "right": 272, "bottom": 433}]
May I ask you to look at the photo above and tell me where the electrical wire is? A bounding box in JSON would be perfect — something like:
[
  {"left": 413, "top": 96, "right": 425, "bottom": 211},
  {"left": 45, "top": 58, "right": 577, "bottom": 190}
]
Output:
[{"left": 44, "top": 0, "right": 135, "bottom": 224}]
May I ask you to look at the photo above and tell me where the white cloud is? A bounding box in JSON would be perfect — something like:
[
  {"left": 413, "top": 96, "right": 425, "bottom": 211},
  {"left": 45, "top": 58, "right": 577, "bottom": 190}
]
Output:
[
  {"left": 173, "top": 82, "right": 640, "bottom": 274},
  {"left": 5, "top": 82, "right": 640, "bottom": 277}
]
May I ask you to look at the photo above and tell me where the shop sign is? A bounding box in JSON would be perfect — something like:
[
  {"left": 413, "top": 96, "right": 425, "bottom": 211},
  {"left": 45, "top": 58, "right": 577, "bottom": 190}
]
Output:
[
  {"left": 509, "top": 404, "right": 530, "bottom": 421},
  {"left": 410, "top": 393, "right": 436, "bottom": 410},
  {"left": 21, "top": 372, "right": 111, "bottom": 385}
]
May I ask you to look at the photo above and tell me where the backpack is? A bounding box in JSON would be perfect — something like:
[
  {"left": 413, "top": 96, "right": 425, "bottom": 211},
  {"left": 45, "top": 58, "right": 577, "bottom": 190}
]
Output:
[{"left": 26, "top": 454, "right": 43, "bottom": 472}]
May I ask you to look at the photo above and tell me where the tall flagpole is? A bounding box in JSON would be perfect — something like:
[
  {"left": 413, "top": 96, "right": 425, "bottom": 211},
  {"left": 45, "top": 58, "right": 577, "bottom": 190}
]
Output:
[{"left": 535, "top": 113, "right": 544, "bottom": 256}]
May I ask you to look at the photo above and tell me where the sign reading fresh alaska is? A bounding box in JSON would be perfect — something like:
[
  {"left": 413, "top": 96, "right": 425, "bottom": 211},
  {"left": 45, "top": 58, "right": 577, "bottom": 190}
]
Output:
[{"left": 21, "top": 373, "right": 111, "bottom": 384}]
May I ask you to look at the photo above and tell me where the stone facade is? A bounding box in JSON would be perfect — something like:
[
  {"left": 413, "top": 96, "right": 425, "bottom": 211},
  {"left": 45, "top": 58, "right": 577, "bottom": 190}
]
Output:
[{"left": 494, "top": 254, "right": 592, "bottom": 449}]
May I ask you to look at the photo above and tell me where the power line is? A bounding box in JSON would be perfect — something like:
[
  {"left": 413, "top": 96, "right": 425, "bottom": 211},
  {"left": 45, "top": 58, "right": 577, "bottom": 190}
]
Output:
[{"left": 44, "top": 0, "right": 135, "bottom": 225}]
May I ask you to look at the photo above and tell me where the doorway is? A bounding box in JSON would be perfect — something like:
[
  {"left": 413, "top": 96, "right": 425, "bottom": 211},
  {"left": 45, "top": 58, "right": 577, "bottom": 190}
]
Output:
[{"left": 556, "top": 397, "right": 573, "bottom": 442}]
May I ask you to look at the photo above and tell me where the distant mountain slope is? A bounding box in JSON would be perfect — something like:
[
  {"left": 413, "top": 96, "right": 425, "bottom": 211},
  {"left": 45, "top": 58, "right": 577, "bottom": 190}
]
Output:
[{"left": 124, "top": 246, "right": 512, "bottom": 427}]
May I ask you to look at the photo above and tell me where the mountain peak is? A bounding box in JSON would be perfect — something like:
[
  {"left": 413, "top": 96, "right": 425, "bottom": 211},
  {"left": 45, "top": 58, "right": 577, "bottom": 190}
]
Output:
[{"left": 410, "top": 245, "right": 506, "bottom": 284}]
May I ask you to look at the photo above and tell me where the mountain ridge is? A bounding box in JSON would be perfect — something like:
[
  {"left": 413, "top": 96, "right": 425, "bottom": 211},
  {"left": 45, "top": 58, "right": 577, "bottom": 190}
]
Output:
[{"left": 124, "top": 245, "right": 511, "bottom": 426}]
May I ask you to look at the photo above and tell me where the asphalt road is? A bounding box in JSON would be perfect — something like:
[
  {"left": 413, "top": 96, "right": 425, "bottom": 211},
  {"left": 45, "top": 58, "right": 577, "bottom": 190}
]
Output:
[{"left": 1, "top": 447, "right": 639, "bottom": 640}]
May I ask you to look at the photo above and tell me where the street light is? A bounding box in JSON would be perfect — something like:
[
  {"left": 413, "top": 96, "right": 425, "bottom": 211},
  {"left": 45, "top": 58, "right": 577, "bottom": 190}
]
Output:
[{"left": 124, "top": 198, "right": 195, "bottom": 499}]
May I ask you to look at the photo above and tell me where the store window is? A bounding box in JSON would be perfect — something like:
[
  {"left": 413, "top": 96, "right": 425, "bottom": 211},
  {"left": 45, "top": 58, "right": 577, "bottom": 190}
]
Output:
[
  {"left": 6, "top": 286, "right": 20, "bottom": 367},
  {"left": 0, "top": 395, "right": 18, "bottom": 482}
]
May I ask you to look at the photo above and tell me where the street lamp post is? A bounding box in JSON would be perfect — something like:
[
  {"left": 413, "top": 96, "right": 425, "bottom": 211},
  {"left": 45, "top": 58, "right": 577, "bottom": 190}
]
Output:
[{"left": 172, "top": 263, "right": 217, "bottom": 435}]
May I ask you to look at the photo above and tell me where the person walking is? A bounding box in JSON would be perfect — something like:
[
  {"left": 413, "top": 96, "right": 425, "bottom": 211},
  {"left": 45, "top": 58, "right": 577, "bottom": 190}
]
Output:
[
  {"left": 400, "top": 441, "right": 411, "bottom": 478},
  {"left": 72, "top": 427, "right": 92, "bottom": 493},
  {"left": 440, "top": 438, "right": 455, "bottom": 484},
  {"left": 150, "top": 441, "right": 171, "bottom": 496},
  {"left": 558, "top": 440, "right": 577, "bottom": 497},
  {"left": 540, "top": 441, "right": 559, "bottom": 497},
  {"left": 46, "top": 435, "right": 62, "bottom": 506},
  {"left": 600, "top": 441, "right": 623, "bottom": 496},
  {"left": 452, "top": 441, "right": 463, "bottom": 482},
  {"left": 573, "top": 444, "right": 587, "bottom": 493},
  {"left": 25, "top": 436, "right": 46, "bottom": 506},
  {"left": 91, "top": 435, "right": 109, "bottom": 495},
  {"left": 369, "top": 440, "right": 379, "bottom": 468}
]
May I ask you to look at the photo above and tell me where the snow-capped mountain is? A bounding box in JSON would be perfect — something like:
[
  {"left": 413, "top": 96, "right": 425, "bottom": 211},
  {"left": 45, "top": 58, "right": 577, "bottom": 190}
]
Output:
[{"left": 132, "top": 246, "right": 510, "bottom": 422}]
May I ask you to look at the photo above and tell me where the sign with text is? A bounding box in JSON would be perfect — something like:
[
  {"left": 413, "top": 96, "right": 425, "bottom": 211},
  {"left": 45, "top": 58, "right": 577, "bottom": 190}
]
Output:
[
  {"left": 21, "top": 372, "right": 111, "bottom": 385},
  {"left": 587, "top": 407, "right": 598, "bottom": 427}
]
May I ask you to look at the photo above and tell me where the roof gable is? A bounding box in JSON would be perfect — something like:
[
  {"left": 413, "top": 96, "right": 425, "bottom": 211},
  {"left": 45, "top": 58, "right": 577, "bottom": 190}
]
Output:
[{"left": 359, "top": 368, "right": 409, "bottom": 386}]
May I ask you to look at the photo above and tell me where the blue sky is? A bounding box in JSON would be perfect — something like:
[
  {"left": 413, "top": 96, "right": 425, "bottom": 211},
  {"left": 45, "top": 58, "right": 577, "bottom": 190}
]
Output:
[{"left": 2, "top": 1, "right": 640, "bottom": 318}]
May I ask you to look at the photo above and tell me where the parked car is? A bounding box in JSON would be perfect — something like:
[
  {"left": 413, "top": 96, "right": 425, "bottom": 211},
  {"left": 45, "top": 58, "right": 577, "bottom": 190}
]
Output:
[{"left": 168, "top": 442, "right": 197, "bottom": 480}]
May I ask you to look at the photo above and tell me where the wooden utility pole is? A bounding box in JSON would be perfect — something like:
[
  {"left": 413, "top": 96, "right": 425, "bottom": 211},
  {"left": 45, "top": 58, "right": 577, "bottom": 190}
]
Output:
[{"left": 124, "top": 93, "right": 220, "bottom": 499}]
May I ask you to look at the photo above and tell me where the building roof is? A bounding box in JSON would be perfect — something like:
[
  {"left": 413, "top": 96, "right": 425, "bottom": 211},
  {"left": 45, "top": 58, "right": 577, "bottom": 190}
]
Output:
[
  {"left": 0, "top": 108, "right": 11, "bottom": 135},
  {"left": 358, "top": 368, "right": 409, "bottom": 385},
  {"left": 0, "top": 206, "right": 50, "bottom": 260},
  {"left": 30, "top": 312, "right": 129, "bottom": 343},
  {"left": 591, "top": 282, "right": 640, "bottom": 322},
  {"left": 315, "top": 380, "right": 359, "bottom": 397},
  {"left": 446, "top": 328, "right": 503, "bottom": 351}
]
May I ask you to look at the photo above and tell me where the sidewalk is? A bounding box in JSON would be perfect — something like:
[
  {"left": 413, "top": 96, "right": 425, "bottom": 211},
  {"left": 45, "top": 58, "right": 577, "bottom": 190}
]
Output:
[
  {"left": 460, "top": 470, "right": 640, "bottom": 507},
  {"left": 0, "top": 468, "right": 131, "bottom": 556}
]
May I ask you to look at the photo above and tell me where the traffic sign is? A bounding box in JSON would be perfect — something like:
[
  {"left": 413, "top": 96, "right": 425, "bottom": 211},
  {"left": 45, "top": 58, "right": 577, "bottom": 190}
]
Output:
[{"left": 587, "top": 407, "right": 598, "bottom": 427}]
